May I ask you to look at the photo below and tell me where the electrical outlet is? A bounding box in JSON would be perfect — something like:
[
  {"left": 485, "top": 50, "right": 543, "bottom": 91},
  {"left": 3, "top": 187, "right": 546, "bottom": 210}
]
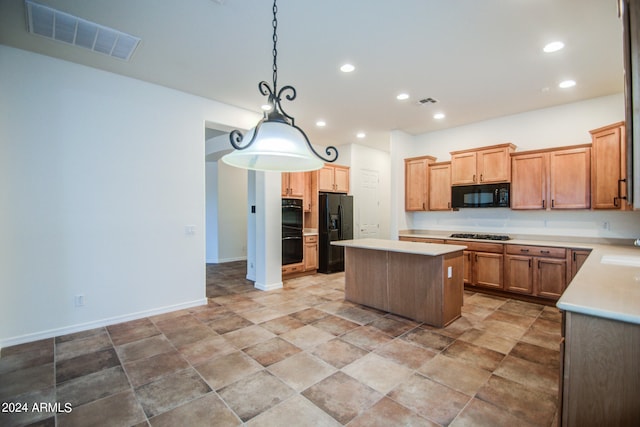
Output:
[
  {"left": 184, "top": 225, "right": 196, "bottom": 235},
  {"left": 447, "top": 266, "right": 452, "bottom": 278},
  {"left": 74, "top": 294, "right": 85, "bottom": 307},
  {"left": 602, "top": 221, "right": 610, "bottom": 230}
]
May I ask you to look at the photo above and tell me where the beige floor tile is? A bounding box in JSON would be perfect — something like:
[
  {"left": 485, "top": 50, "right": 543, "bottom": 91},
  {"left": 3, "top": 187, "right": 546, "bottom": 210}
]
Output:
[
  {"left": 223, "top": 325, "right": 276, "bottom": 349},
  {"left": 311, "top": 338, "right": 369, "bottom": 369},
  {"left": 458, "top": 328, "right": 518, "bottom": 355},
  {"left": 342, "top": 352, "right": 413, "bottom": 394},
  {"left": 388, "top": 373, "right": 471, "bottom": 425},
  {"left": 349, "top": 397, "right": 438, "bottom": 427},
  {"left": 417, "top": 354, "right": 491, "bottom": 396},
  {"left": 280, "top": 325, "right": 335, "bottom": 349},
  {"left": 493, "top": 355, "right": 559, "bottom": 396},
  {"left": 246, "top": 395, "right": 341, "bottom": 427},
  {"left": 148, "top": 392, "right": 241, "bottom": 427},
  {"left": 268, "top": 352, "right": 336, "bottom": 391},
  {"left": 450, "top": 397, "right": 537, "bottom": 427},
  {"left": 374, "top": 339, "right": 437, "bottom": 369},
  {"left": 195, "top": 351, "right": 263, "bottom": 390}
]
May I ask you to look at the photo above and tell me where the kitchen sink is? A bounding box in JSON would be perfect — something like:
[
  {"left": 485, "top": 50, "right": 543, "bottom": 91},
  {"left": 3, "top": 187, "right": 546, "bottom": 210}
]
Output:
[{"left": 600, "top": 255, "right": 640, "bottom": 267}]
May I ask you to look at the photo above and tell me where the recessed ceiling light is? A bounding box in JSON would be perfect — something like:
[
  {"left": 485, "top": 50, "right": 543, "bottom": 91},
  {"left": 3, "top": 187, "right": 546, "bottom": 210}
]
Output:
[
  {"left": 340, "top": 63, "right": 355, "bottom": 73},
  {"left": 543, "top": 41, "right": 565, "bottom": 53},
  {"left": 559, "top": 80, "right": 576, "bottom": 89},
  {"left": 356, "top": 132, "right": 366, "bottom": 138},
  {"left": 396, "top": 93, "right": 410, "bottom": 101},
  {"left": 261, "top": 104, "right": 272, "bottom": 111},
  {"left": 433, "top": 113, "right": 445, "bottom": 120},
  {"left": 316, "top": 120, "right": 326, "bottom": 127}
]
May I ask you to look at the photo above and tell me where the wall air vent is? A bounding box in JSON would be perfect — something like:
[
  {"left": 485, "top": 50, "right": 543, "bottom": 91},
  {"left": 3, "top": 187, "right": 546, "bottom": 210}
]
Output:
[{"left": 24, "top": 0, "right": 140, "bottom": 61}]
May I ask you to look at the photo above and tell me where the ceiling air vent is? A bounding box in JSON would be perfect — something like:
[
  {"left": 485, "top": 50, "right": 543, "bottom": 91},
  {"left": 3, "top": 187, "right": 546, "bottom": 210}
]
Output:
[
  {"left": 418, "top": 97, "right": 438, "bottom": 105},
  {"left": 24, "top": 0, "right": 140, "bottom": 61}
]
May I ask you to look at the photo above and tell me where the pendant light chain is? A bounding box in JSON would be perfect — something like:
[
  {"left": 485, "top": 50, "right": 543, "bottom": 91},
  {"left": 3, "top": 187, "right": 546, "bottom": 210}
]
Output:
[{"left": 271, "top": 0, "right": 278, "bottom": 95}]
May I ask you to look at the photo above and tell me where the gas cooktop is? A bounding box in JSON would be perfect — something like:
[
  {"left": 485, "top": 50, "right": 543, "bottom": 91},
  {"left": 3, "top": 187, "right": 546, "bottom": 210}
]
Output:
[{"left": 449, "top": 233, "right": 511, "bottom": 241}]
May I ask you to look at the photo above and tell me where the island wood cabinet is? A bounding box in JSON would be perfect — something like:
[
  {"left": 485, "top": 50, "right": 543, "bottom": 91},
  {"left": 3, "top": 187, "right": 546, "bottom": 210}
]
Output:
[
  {"left": 281, "top": 172, "right": 305, "bottom": 198},
  {"left": 445, "top": 240, "right": 503, "bottom": 290},
  {"left": 405, "top": 156, "right": 436, "bottom": 211},
  {"left": 318, "top": 164, "right": 350, "bottom": 193},
  {"left": 428, "top": 162, "right": 452, "bottom": 210},
  {"left": 399, "top": 236, "right": 445, "bottom": 244},
  {"left": 511, "top": 145, "right": 591, "bottom": 210},
  {"left": 590, "top": 122, "right": 630, "bottom": 210},
  {"left": 450, "top": 143, "right": 515, "bottom": 185},
  {"left": 560, "top": 312, "right": 640, "bottom": 426},
  {"left": 504, "top": 244, "right": 567, "bottom": 299}
]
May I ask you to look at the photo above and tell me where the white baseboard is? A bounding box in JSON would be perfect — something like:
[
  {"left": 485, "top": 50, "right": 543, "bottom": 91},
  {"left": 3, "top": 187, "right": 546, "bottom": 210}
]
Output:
[
  {"left": 206, "top": 256, "right": 247, "bottom": 264},
  {"left": 0, "top": 298, "right": 208, "bottom": 350},
  {"left": 254, "top": 281, "right": 283, "bottom": 291}
]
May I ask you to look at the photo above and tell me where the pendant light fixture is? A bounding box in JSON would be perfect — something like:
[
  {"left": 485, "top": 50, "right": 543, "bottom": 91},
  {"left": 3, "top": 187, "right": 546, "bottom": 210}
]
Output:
[{"left": 221, "top": 0, "right": 338, "bottom": 172}]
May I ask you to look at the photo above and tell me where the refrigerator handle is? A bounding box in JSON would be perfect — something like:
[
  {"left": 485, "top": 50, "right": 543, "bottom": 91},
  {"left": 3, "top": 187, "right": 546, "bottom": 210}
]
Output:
[{"left": 338, "top": 204, "right": 343, "bottom": 240}]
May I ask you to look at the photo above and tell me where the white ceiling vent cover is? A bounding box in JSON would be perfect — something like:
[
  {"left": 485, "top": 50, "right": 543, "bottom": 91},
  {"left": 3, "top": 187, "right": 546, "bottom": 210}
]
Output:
[{"left": 24, "top": 0, "right": 140, "bottom": 61}]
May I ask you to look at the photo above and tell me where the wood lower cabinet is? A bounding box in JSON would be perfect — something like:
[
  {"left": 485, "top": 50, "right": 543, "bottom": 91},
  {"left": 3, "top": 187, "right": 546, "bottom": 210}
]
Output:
[
  {"left": 450, "top": 143, "right": 515, "bottom": 185},
  {"left": 399, "top": 236, "right": 445, "bottom": 244},
  {"left": 428, "top": 162, "right": 451, "bottom": 210},
  {"left": 405, "top": 156, "right": 436, "bottom": 211},
  {"left": 304, "top": 235, "right": 318, "bottom": 271},
  {"left": 560, "top": 311, "right": 640, "bottom": 426},
  {"left": 446, "top": 240, "right": 503, "bottom": 290},
  {"left": 504, "top": 244, "right": 567, "bottom": 299},
  {"left": 590, "top": 122, "right": 630, "bottom": 210},
  {"left": 511, "top": 145, "right": 591, "bottom": 210},
  {"left": 569, "top": 249, "right": 591, "bottom": 280}
]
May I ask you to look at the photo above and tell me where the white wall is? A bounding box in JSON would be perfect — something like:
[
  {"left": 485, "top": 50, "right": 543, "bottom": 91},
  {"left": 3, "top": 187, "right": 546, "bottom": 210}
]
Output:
[
  {"left": 0, "top": 46, "right": 260, "bottom": 347},
  {"left": 391, "top": 94, "right": 640, "bottom": 240},
  {"left": 204, "top": 142, "right": 248, "bottom": 264}
]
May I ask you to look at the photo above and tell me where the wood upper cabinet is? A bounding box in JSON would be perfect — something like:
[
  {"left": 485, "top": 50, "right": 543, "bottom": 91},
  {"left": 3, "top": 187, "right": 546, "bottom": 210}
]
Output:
[
  {"left": 450, "top": 143, "right": 515, "bottom": 185},
  {"left": 405, "top": 156, "right": 436, "bottom": 211},
  {"left": 511, "top": 145, "right": 591, "bottom": 210},
  {"left": 428, "top": 162, "right": 451, "bottom": 210},
  {"left": 590, "top": 122, "right": 630, "bottom": 210},
  {"left": 511, "top": 152, "right": 547, "bottom": 209},
  {"left": 319, "top": 164, "right": 350, "bottom": 193},
  {"left": 549, "top": 146, "right": 591, "bottom": 209},
  {"left": 281, "top": 172, "right": 305, "bottom": 197}
]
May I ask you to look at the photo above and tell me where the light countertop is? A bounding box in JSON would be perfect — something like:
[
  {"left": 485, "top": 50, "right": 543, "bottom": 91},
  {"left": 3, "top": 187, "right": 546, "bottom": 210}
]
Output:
[
  {"left": 332, "top": 238, "right": 467, "bottom": 257},
  {"left": 399, "top": 230, "right": 640, "bottom": 325}
]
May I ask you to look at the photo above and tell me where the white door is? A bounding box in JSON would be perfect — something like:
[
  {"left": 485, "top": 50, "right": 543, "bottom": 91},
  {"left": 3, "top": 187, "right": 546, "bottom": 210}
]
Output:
[{"left": 359, "top": 169, "right": 380, "bottom": 238}]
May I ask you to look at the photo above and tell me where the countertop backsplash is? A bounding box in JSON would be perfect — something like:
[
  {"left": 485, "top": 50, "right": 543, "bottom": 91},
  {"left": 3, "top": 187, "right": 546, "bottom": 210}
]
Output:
[{"left": 405, "top": 208, "right": 640, "bottom": 242}]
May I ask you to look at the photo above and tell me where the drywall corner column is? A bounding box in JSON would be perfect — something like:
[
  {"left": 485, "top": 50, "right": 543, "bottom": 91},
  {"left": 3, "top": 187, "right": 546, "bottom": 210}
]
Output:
[
  {"left": 253, "top": 171, "right": 283, "bottom": 290},
  {"left": 246, "top": 170, "right": 257, "bottom": 281}
]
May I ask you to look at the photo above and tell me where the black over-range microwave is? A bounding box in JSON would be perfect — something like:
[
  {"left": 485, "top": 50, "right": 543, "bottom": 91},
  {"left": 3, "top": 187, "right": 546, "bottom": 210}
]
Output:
[{"left": 451, "top": 183, "right": 510, "bottom": 208}]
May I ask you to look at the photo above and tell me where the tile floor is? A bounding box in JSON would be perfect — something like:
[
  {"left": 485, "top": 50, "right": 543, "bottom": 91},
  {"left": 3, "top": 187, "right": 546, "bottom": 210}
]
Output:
[{"left": 1, "top": 261, "right": 562, "bottom": 426}]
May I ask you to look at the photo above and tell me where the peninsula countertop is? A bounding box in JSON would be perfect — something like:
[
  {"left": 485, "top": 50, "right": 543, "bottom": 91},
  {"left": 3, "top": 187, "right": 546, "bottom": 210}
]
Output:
[{"left": 331, "top": 238, "right": 467, "bottom": 256}]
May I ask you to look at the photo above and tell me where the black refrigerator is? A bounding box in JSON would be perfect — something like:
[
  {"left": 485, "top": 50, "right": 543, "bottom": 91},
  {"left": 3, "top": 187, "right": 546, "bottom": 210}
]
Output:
[{"left": 318, "top": 193, "right": 353, "bottom": 273}]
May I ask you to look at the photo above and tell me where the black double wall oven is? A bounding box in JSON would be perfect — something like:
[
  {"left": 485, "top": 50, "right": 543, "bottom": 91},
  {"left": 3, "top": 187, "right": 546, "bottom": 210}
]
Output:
[{"left": 282, "top": 198, "right": 303, "bottom": 265}]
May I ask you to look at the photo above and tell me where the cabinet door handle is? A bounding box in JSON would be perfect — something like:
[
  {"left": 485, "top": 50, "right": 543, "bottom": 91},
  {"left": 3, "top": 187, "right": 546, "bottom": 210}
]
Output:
[
  {"left": 542, "top": 200, "right": 545, "bottom": 209},
  {"left": 614, "top": 197, "right": 619, "bottom": 207},
  {"left": 473, "top": 174, "right": 476, "bottom": 182},
  {"left": 618, "top": 178, "right": 627, "bottom": 202},
  {"left": 480, "top": 174, "right": 483, "bottom": 182},
  {"left": 529, "top": 259, "right": 532, "bottom": 268},
  {"left": 422, "top": 202, "right": 426, "bottom": 210},
  {"left": 448, "top": 202, "right": 451, "bottom": 209},
  {"left": 551, "top": 199, "right": 555, "bottom": 208},
  {"left": 573, "top": 252, "right": 576, "bottom": 262},
  {"left": 520, "top": 249, "right": 529, "bottom": 253},
  {"left": 540, "top": 250, "right": 550, "bottom": 254}
]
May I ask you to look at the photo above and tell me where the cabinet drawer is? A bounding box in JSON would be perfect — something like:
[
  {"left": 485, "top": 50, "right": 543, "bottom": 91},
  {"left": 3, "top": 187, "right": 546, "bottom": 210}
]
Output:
[
  {"left": 400, "top": 237, "right": 445, "bottom": 244},
  {"left": 282, "top": 263, "right": 304, "bottom": 274},
  {"left": 506, "top": 244, "right": 566, "bottom": 258},
  {"left": 446, "top": 240, "right": 503, "bottom": 253},
  {"left": 304, "top": 235, "right": 318, "bottom": 243}
]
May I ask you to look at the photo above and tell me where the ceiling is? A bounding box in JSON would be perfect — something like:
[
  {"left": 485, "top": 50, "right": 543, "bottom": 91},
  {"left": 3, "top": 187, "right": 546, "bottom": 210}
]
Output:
[{"left": 0, "top": 0, "right": 625, "bottom": 152}]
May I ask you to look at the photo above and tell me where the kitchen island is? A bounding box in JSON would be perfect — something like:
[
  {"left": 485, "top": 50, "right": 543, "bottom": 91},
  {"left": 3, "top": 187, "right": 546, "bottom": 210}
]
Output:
[{"left": 332, "top": 238, "right": 467, "bottom": 327}]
